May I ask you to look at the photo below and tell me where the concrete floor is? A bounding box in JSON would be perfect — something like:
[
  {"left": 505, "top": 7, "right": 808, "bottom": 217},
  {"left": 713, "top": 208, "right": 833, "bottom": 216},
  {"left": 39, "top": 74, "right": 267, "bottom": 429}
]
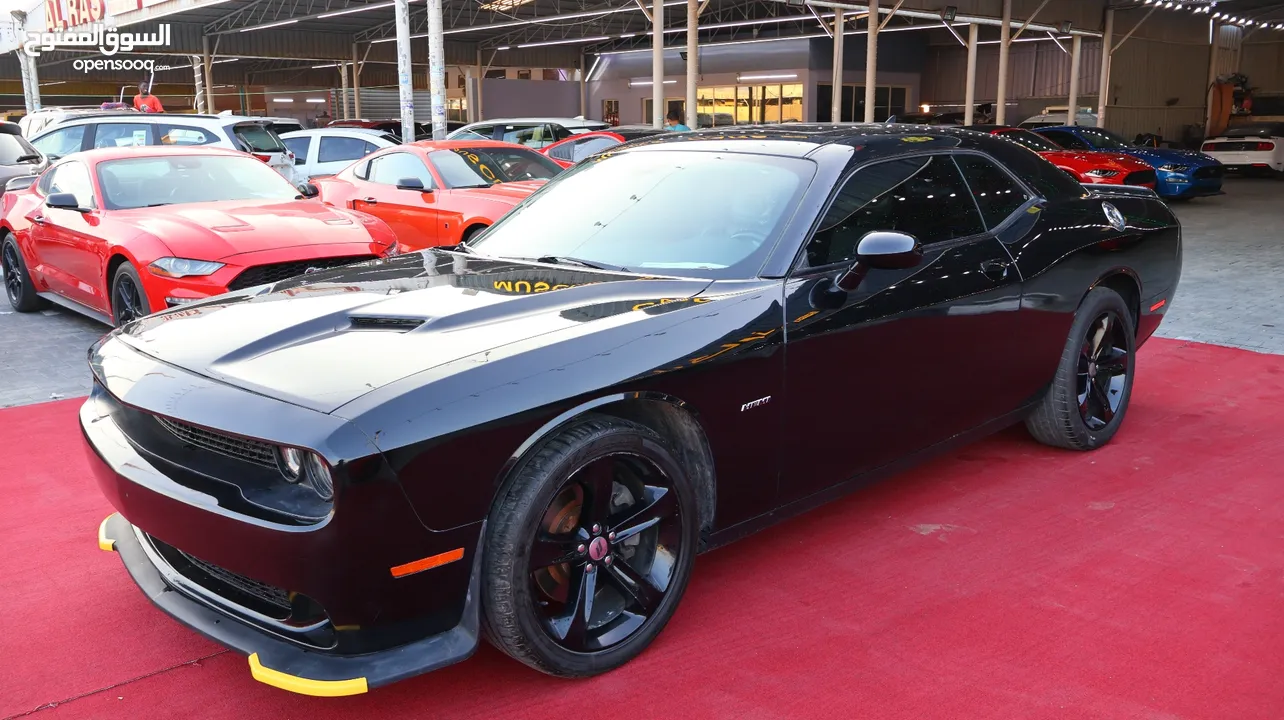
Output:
[{"left": 1, "top": 176, "right": 1281, "bottom": 408}]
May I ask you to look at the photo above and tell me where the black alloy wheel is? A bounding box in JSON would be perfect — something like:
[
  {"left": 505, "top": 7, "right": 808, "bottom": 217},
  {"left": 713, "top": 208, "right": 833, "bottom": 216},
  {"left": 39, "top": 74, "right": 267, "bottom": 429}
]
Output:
[
  {"left": 110, "top": 263, "right": 148, "bottom": 327},
  {"left": 1, "top": 235, "right": 47, "bottom": 312},
  {"left": 483, "top": 416, "right": 698, "bottom": 677},
  {"left": 1077, "top": 311, "right": 1130, "bottom": 431},
  {"left": 1026, "top": 286, "right": 1136, "bottom": 450}
]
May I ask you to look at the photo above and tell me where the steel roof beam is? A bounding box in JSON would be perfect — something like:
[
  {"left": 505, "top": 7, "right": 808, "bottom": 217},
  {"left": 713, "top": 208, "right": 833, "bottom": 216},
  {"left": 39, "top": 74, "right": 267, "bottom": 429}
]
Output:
[{"left": 792, "top": 0, "right": 1103, "bottom": 37}]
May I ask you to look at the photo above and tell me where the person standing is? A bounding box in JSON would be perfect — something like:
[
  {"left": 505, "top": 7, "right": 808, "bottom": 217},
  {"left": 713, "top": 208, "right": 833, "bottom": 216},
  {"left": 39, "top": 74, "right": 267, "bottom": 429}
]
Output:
[
  {"left": 664, "top": 110, "right": 691, "bottom": 132},
  {"left": 133, "top": 82, "right": 164, "bottom": 113}
]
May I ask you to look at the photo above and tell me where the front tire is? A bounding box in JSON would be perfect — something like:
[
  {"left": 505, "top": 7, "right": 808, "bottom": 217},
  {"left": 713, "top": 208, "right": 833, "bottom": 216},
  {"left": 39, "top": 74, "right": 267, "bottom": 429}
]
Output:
[
  {"left": 482, "top": 415, "right": 699, "bottom": 678},
  {"left": 1026, "top": 286, "right": 1136, "bottom": 450},
  {"left": 2, "top": 234, "right": 48, "bottom": 312},
  {"left": 110, "top": 262, "right": 150, "bottom": 327}
]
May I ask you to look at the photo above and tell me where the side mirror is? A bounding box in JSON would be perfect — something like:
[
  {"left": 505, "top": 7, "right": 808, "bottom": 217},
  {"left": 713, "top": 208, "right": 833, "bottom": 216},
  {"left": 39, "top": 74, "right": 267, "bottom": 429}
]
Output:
[
  {"left": 46, "top": 192, "right": 86, "bottom": 212},
  {"left": 834, "top": 231, "right": 923, "bottom": 292},
  {"left": 395, "top": 176, "right": 429, "bottom": 192},
  {"left": 297, "top": 182, "right": 319, "bottom": 198}
]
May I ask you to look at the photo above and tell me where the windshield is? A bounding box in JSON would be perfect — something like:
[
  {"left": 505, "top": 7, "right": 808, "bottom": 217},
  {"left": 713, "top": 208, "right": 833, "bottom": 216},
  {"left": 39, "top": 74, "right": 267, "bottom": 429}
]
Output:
[
  {"left": 0, "top": 133, "right": 39, "bottom": 164},
  {"left": 1077, "top": 128, "right": 1132, "bottom": 150},
  {"left": 997, "top": 129, "right": 1062, "bottom": 153},
  {"left": 469, "top": 150, "right": 814, "bottom": 279},
  {"left": 230, "top": 123, "right": 286, "bottom": 152},
  {"left": 96, "top": 155, "right": 299, "bottom": 210},
  {"left": 429, "top": 147, "right": 562, "bottom": 187},
  {"left": 1224, "top": 123, "right": 1284, "bottom": 138}
]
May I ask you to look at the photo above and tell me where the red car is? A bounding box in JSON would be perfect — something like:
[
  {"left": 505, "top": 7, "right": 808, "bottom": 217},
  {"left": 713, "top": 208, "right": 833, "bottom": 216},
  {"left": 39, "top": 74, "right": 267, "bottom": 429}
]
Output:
[
  {"left": 973, "top": 125, "right": 1157, "bottom": 188},
  {"left": 541, "top": 127, "right": 670, "bottom": 168},
  {"left": 1, "top": 146, "right": 397, "bottom": 326},
  {"left": 313, "top": 140, "right": 563, "bottom": 249}
]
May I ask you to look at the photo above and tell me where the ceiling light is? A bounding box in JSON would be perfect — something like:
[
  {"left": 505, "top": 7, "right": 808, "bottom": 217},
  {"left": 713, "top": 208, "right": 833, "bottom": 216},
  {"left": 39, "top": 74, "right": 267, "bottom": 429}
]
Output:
[
  {"left": 312, "top": 63, "right": 338, "bottom": 68},
  {"left": 272, "top": 98, "right": 295, "bottom": 103},
  {"left": 306, "top": 98, "right": 326, "bottom": 103},
  {"left": 921, "top": 103, "right": 931, "bottom": 112},
  {"left": 515, "top": 35, "right": 610, "bottom": 48},
  {"left": 479, "top": 0, "right": 535, "bottom": 11},
  {"left": 941, "top": 5, "right": 957, "bottom": 21},
  {"left": 629, "top": 79, "right": 677, "bottom": 86},
  {"left": 316, "top": 1, "right": 395, "bottom": 18},
  {"left": 240, "top": 18, "right": 298, "bottom": 32},
  {"left": 737, "top": 73, "right": 798, "bottom": 81}
]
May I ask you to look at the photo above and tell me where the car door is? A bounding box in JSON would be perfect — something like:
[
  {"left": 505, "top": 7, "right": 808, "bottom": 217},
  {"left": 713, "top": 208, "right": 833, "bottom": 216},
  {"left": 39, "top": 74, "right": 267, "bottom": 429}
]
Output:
[
  {"left": 29, "top": 160, "right": 106, "bottom": 310},
  {"left": 29, "top": 124, "right": 88, "bottom": 162},
  {"left": 281, "top": 135, "right": 314, "bottom": 176},
  {"left": 350, "top": 151, "right": 441, "bottom": 249},
  {"left": 778, "top": 152, "right": 1027, "bottom": 502},
  {"left": 90, "top": 122, "right": 154, "bottom": 149}
]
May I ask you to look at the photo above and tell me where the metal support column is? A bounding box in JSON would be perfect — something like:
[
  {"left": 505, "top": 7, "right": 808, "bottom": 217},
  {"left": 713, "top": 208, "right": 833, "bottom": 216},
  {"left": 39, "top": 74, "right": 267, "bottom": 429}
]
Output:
[
  {"left": 339, "top": 62, "right": 350, "bottom": 120},
  {"left": 475, "top": 48, "right": 484, "bottom": 122},
  {"left": 427, "top": 0, "right": 447, "bottom": 139},
  {"left": 863, "top": 0, "right": 878, "bottom": 123},
  {"left": 393, "top": 0, "right": 415, "bottom": 143},
  {"left": 191, "top": 56, "right": 207, "bottom": 113},
  {"left": 831, "top": 10, "right": 844, "bottom": 122},
  {"left": 1098, "top": 8, "right": 1114, "bottom": 127},
  {"left": 17, "top": 54, "right": 34, "bottom": 113},
  {"left": 1066, "top": 35, "right": 1082, "bottom": 125},
  {"left": 996, "top": 0, "right": 1011, "bottom": 124},
  {"left": 353, "top": 44, "right": 363, "bottom": 118},
  {"left": 685, "top": 0, "right": 698, "bottom": 128},
  {"left": 963, "top": 23, "right": 978, "bottom": 126},
  {"left": 652, "top": 0, "right": 664, "bottom": 128},
  {"left": 201, "top": 36, "right": 215, "bottom": 113},
  {"left": 579, "top": 51, "right": 588, "bottom": 118}
]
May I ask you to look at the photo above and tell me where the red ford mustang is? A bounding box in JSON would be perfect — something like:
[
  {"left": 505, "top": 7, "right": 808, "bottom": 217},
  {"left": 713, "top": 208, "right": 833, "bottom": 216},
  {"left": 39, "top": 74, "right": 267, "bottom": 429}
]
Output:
[
  {"left": 973, "top": 125, "right": 1157, "bottom": 188},
  {"left": 313, "top": 140, "right": 563, "bottom": 250},
  {"left": 541, "top": 127, "right": 670, "bottom": 169},
  {"left": 1, "top": 146, "right": 397, "bottom": 326}
]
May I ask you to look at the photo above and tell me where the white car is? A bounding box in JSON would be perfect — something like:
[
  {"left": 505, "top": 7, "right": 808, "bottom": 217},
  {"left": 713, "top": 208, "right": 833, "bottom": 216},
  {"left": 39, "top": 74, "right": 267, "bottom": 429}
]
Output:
[
  {"left": 1019, "top": 109, "right": 1099, "bottom": 129},
  {"left": 27, "top": 112, "right": 298, "bottom": 184},
  {"left": 280, "top": 127, "right": 400, "bottom": 180},
  {"left": 1200, "top": 122, "right": 1284, "bottom": 177},
  {"left": 447, "top": 117, "right": 610, "bottom": 148}
]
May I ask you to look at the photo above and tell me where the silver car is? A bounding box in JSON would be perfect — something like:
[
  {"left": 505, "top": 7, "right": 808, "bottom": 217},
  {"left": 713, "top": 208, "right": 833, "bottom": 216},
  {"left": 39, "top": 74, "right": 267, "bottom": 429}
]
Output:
[{"left": 0, "top": 122, "right": 45, "bottom": 190}]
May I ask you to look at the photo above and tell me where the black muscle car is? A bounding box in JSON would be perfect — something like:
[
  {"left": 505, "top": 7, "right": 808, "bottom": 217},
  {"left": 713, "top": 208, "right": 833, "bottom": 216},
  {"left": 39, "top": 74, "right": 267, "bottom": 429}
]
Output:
[{"left": 84, "top": 125, "right": 1182, "bottom": 695}]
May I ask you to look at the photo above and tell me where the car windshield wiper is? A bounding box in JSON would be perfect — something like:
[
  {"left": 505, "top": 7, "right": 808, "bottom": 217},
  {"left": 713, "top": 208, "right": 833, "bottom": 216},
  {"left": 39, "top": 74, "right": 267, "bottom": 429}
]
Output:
[
  {"left": 527, "top": 255, "right": 629, "bottom": 272},
  {"left": 144, "top": 202, "right": 171, "bottom": 207},
  {"left": 452, "top": 183, "right": 493, "bottom": 189}
]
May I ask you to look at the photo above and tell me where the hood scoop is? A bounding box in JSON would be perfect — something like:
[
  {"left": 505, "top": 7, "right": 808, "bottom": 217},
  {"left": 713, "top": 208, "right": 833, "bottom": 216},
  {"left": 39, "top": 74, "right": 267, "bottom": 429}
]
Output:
[{"left": 349, "top": 316, "right": 425, "bottom": 332}]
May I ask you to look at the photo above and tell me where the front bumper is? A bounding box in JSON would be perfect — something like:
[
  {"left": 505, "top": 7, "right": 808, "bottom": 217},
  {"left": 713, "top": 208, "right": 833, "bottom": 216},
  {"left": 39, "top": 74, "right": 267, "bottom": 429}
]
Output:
[
  {"left": 98, "top": 512, "right": 482, "bottom": 695},
  {"left": 1157, "top": 173, "right": 1223, "bottom": 199}
]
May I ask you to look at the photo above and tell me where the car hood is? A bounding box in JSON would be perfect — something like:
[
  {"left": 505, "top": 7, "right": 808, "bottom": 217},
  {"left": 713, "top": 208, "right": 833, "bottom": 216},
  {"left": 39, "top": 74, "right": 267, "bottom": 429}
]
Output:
[
  {"left": 113, "top": 251, "right": 713, "bottom": 413},
  {"left": 449, "top": 179, "right": 545, "bottom": 205},
  {"left": 1040, "top": 150, "right": 1152, "bottom": 171},
  {"left": 1118, "top": 146, "right": 1218, "bottom": 167},
  {"left": 111, "top": 199, "right": 393, "bottom": 260}
]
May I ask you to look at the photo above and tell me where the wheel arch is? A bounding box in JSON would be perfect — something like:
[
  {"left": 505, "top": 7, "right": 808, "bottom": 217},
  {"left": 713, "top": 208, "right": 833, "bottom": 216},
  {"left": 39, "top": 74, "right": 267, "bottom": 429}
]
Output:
[
  {"left": 1086, "top": 268, "right": 1141, "bottom": 333},
  {"left": 460, "top": 222, "right": 489, "bottom": 243},
  {"left": 497, "top": 393, "right": 717, "bottom": 537}
]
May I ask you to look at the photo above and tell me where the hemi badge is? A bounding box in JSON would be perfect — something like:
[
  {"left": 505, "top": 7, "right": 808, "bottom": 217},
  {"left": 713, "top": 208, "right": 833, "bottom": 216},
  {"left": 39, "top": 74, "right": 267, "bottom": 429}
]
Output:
[
  {"left": 740, "top": 396, "right": 771, "bottom": 412},
  {"left": 390, "top": 548, "right": 465, "bottom": 578},
  {"left": 1150, "top": 299, "right": 1166, "bottom": 312}
]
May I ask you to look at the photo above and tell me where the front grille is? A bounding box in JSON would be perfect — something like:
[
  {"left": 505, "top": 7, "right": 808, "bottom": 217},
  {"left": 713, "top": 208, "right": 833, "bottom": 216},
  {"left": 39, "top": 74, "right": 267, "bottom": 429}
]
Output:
[
  {"left": 1124, "top": 170, "right": 1156, "bottom": 186},
  {"left": 155, "top": 416, "right": 277, "bottom": 469},
  {"left": 1193, "top": 165, "right": 1224, "bottom": 179},
  {"left": 178, "top": 548, "right": 292, "bottom": 612},
  {"left": 227, "top": 255, "right": 375, "bottom": 291}
]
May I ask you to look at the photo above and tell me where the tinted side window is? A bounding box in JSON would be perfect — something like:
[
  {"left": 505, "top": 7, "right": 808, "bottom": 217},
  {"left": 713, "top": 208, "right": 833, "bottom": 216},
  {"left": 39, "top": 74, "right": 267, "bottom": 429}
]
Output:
[
  {"left": 32, "top": 125, "right": 86, "bottom": 158},
  {"left": 94, "top": 123, "right": 151, "bottom": 148},
  {"left": 805, "top": 155, "right": 985, "bottom": 267},
  {"left": 573, "top": 136, "right": 621, "bottom": 161},
  {"left": 46, "top": 162, "right": 96, "bottom": 208},
  {"left": 282, "top": 136, "right": 312, "bottom": 160},
  {"left": 980, "top": 135, "right": 1085, "bottom": 201},
  {"left": 318, "top": 136, "right": 371, "bottom": 163},
  {"left": 160, "top": 125, "right": 217, "bottom": 145},
  {"left": 368, "top": 153, "right": 434, "bottom": 188},
  {"left": 1039, "top": 130, "right": 1090, "bottom": 151},
  {"left": 953, "top": 154, "right": 1031, "bottom": 229},
  {"left": 547, "top": 142, "right": 575, "bottom": 162}
]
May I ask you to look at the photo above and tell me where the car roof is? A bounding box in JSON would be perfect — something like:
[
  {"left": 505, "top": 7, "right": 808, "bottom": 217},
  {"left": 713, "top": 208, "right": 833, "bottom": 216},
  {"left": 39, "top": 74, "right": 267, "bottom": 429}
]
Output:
[
  {"left": 406, "top": 139, "right": 536, "bottom": 151},
  {"left": 54, "top": 145, "right": 249, "bottom": 164},
  {"left": 461, "top": 118, "right": 608, "bottom": 127},
  {"left": 281, "top": 127, "right": 394, "bottom": 138},
  {"left": 609, "top": 123, "right": 1015, "bottom": 159}
]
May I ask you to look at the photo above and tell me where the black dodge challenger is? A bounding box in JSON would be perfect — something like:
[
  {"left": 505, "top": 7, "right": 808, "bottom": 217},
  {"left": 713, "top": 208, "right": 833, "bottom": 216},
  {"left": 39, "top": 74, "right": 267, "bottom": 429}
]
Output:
[{"left": 85, "top": 125, "right": 1181, "bottom": 695}]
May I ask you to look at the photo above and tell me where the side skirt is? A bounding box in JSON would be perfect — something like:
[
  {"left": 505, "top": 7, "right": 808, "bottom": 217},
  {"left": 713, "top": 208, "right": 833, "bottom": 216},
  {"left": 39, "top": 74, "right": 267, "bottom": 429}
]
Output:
[
  {"left": 37, "top": 291, "right": 113, "bottom": 326},
  {"left": 701, "top": 399, "right": 1042, "bottom": 553}
]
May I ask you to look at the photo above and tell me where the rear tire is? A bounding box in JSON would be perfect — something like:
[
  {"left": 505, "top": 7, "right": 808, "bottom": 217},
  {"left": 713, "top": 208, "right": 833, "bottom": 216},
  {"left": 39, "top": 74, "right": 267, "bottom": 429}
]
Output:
[
  {"left": 1, "top": 234, "right": 48, "bottom": 313},
  {"left": 482, "top": 415, "right": 698, "bottom": 678},
  {"left": 461, "top": 225, "right": 487, "bottom": 244},
  {"left": 1026, "top": 286, "right": 1136, "bottom": 450}
]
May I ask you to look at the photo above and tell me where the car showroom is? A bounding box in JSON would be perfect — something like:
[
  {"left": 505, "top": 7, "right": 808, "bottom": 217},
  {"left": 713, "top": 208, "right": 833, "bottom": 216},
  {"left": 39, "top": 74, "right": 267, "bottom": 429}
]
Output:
[{"left": 1, "top": 0, "right": 1283, "bottom": 715}]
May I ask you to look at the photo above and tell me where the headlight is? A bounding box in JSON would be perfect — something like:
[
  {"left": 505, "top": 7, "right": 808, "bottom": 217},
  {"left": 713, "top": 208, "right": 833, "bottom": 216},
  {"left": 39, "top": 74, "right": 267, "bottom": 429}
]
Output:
[
  {"left": 1084, "top": 169, "right": 1121, "bottom": 178},
  {"left": 1157, "top": 164, "right": 1190, "bottom": 172},
  {"left": 275, "top": 446, "right": 333, "bottom": 500},
  {"left": 384, "top": 242, "right": 401, "bottom": 257},
  {"left": 148, "top": 257, "right": 225, "bottom": 278}
]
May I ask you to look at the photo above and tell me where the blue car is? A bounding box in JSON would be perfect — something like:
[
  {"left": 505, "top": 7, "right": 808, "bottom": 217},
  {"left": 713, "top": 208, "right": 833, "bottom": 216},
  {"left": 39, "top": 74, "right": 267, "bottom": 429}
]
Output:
[{"left": 1034, "top": 126, "right": 1224, "bottom": 200}]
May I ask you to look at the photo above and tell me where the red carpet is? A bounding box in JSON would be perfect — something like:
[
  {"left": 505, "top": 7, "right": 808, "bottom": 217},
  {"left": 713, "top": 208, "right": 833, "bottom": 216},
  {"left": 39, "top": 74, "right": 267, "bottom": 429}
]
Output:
[{"left": 3, "top": 338, "right": 1283, "bottom": 719}]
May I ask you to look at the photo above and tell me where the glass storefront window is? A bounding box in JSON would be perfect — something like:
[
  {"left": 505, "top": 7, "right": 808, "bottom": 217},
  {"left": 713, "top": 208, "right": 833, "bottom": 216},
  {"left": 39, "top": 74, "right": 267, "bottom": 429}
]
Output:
[
  {"left": 685, "top": 82, "right": 808, "bottom": 126},
  {"left": 714, "top": 87, "right": 735, "bottom": 127},
  {"left": 782, "top": 83, "right": 803, "bottom": 122},
  {"left": 736, "top": 86, "right": 752, "bottom": 124},
  {"left": 814, "top": 84, "right": 912, "bottom": 122}
]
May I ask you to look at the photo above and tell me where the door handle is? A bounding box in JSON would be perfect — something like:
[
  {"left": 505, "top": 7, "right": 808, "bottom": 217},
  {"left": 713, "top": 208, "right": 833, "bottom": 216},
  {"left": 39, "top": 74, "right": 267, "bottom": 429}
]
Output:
[
  {"left": 361, "top": 197, "right": 378, "bottom": 205},
  {"left": 31, "top": 215, "right": 47, "bottom": 225},
  {"left": 979, "top": 259, "right": 1010, "bottom": 281}
]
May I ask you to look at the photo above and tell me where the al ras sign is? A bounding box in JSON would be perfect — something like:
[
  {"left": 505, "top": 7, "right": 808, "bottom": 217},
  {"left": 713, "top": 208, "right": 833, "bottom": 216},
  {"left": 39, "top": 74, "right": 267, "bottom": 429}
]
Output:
[{"left": 44, "top": 0, "right": 107, "bottom": 31}]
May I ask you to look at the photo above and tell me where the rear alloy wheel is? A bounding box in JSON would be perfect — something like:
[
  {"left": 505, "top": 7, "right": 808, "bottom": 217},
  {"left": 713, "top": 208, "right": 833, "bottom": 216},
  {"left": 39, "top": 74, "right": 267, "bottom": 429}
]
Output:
[
  {"left": 1, "top": 235, "right": 48, "bottom": 312},
  {"left": 1026, "top": 286, "right": 1136, "bottom": 450},
  {"left": 483, "top": 416, "right": 698, "bottom": 677},
  {"left": 110, "top": 263, "right": 149, "bottom": 327}
]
